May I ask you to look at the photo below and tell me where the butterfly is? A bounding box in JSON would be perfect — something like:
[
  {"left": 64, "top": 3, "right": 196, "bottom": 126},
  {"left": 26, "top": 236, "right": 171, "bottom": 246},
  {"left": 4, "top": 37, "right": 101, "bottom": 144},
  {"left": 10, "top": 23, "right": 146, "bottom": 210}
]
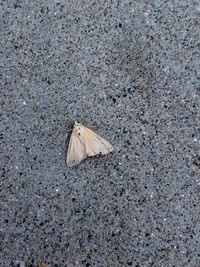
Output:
[{"left": 67, "top": 121, "right": 113, "bottom": 167}]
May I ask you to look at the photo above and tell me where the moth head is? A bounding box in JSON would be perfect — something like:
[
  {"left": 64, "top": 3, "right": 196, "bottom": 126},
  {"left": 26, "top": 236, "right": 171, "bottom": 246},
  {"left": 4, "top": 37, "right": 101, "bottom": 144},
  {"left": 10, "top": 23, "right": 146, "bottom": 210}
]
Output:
[
  {"left": 74, "top": 122, "right": 84, "bottom": 137},
  {"left": 74, "top": 121, "right": 82, "bottom": 127}
]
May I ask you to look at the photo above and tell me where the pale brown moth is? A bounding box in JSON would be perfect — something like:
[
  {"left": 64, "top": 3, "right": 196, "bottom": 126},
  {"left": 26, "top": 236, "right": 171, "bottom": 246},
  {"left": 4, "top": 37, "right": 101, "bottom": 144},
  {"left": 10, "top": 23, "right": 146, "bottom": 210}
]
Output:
[{"left": 67, "top": 121, "right": 113, "bottom": 167}]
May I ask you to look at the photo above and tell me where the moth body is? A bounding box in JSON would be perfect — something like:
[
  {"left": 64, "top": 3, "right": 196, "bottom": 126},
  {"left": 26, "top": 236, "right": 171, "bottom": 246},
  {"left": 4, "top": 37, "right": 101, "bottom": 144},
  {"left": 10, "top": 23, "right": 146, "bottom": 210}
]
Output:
[{"left": 67, "top": 121, "right": 113, "bottom": 167}]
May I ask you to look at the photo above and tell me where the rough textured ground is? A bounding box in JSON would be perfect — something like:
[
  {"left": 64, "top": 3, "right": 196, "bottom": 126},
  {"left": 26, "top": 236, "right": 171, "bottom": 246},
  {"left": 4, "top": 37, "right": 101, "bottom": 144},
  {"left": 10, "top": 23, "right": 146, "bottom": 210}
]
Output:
[{"left": 1, "top": 0, "right": 200, "bottom": 266}]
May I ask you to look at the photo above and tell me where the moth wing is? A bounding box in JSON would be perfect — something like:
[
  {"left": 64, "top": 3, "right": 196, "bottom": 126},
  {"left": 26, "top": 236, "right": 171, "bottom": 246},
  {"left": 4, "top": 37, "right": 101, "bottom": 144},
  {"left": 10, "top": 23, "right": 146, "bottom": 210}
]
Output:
[
  {"left": 67, "top": 131, "right": 86, "bottom": 167},
  {"left": 82, "top": 127, "right": 113, "bottom": 157}
]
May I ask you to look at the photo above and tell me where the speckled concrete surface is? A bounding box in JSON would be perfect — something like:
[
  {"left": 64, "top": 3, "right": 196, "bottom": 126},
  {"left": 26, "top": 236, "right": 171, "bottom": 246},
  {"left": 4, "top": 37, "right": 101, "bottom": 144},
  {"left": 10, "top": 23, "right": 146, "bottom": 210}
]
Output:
[{"left": 1, "top": 0, "right": 200, "bottom": 266}]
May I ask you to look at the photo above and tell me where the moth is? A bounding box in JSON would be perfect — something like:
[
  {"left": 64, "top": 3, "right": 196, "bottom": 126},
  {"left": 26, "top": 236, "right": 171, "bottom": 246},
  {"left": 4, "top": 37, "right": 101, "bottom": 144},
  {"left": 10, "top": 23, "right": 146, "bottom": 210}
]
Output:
[{"left": 67, "top": 121, "right": 113, "bottom": 167}]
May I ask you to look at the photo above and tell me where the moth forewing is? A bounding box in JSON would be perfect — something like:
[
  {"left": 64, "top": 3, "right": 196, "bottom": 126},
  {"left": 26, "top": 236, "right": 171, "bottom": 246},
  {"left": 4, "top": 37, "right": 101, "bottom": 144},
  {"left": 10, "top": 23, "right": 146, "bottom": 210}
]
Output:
[
  {"left": 67, "top": 126, "right": 87, "bottom": 167},
  {"left": 83, "top": 128, "right": 113, "bottom": 156},
  {"left": 67, "top": 122, "right": 113, "bottom": 167}
]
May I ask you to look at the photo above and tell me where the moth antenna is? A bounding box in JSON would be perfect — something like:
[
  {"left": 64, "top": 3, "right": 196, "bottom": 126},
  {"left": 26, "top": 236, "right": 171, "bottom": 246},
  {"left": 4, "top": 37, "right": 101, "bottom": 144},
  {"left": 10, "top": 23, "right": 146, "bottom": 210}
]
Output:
[
  {"left": 66, "top": 129, "right": 73, "bottom": 133},
  {"left": 65, "top": 128, "right": 73, "bottom": 139}
]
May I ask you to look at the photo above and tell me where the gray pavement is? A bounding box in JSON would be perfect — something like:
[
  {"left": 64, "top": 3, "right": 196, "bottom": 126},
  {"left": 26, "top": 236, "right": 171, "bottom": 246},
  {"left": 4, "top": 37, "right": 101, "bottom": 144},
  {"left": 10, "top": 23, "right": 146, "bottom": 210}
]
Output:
[{"left": 1, "top": 0, "right": 200, "bottom": 266}]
